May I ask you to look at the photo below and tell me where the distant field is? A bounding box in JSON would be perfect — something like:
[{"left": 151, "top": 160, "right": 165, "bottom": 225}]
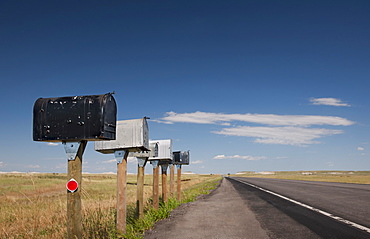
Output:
[
  {"left": 0, "top": 173, "right": 220, "bottom": 238},
  {"left": 232, "top": 171, "right": 370, "bottom": 184}
]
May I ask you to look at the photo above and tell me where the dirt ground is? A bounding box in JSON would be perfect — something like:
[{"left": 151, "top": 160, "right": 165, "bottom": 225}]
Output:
[{"left": 144, "top": 177, "right": 269, "bottom": 239}]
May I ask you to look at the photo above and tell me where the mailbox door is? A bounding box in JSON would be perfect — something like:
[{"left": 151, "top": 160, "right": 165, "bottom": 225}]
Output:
[
  {"left": 181, "top": 151, "right": 190, "bottom": 165},
  {"left": 33, "top": 93, "right": 116, "bottom": 142},
  {"left": 100, "top": 94, "right": 116, "bottom": 140},
  {"left": 173, "top": 151, "right": 189, "bottom": 165},
  {"left": 173, "top": 151, "right": 180, "bottom": 164}
]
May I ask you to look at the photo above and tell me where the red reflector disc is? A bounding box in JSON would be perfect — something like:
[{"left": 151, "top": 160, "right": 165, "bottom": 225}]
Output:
[{"left": 66, "top": 179, "right": 78, "bottom": 192}]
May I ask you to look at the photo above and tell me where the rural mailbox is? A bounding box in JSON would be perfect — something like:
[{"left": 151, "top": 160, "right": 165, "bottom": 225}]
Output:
[
  {"left": 94, "top": 118, "right": 149, "bottom": 154},
  {"left": 32, "top": 92, "right": 117, "bottom": 239},
  {"left": 94, "top": 117, "right": 150, "bottom": 233},
  {"left": 149, "top": 139, "right": 172, "bottom": 162},
  {"left": 33, "top": 93, "right": 117, "bottom": 142},
  {"left": 173, "top": 151, "right": 190, "bottom": 165}
]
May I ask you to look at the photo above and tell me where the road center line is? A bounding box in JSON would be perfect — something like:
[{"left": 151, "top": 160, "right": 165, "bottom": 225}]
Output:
[{"left": 232, "top": 178, "right": 370, "bottom": 234}]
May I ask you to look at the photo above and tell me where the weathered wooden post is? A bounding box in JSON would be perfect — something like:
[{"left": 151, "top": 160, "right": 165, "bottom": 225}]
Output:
[
  {"left": 150, "top": 160, "right": 160, "bottom": 209},
  {"left": 33, "top": 93, "right": 117, "bottom": 239},
  {"left": 115, "top": 150, "right": 129, "bottom": 233},
  {"left": 130, "top": 142, "right": 157, "bottom": 218},
  {"left": 160, "top": 163, "right": 168, "bottom": 202},
  {"left": 173, "top": 151, "right": 190, "bottom": 202},
  {"left": 169, "top": 164, "right": 175, "bottom": 197},
  {"left": 65, "top": 141, "right": 87, "bottom": 239},
  {"left": 95, "top": 118, "right": 149, "bottom": 235},
  {"left": 176, "top": 165, "right": 182, "bottom": 201},
  {"left": 136, "top": 157, "right": 146, "bottom": 218}
]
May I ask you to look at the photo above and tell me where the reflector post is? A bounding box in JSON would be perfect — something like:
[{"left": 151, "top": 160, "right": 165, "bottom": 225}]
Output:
[{"left": 66, "top": 178, "right": 78, "bottom": 193}]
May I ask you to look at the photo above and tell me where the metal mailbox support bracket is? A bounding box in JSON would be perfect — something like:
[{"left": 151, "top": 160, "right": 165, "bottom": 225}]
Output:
[
  {"left": 114, "top": 150, "right": 126, "bottom": 164},
  {"left": 150, "top": 160, "right": 159, "bottom": 169},
  {"left": 63, "top": 141, "right": 84, "bottom": 161},
  {"left": 137, "top": 157, "right": 147, "bottom": 168},
  {"left": 161, "top": 164, "right": 168, "bottom": 173}
]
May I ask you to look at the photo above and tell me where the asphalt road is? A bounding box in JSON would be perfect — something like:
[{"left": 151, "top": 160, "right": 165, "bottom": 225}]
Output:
[
  {"left": 145, "top": 177, "right": 370, "bottom": 238},
  {"left": 229, "top": 177, "right": 370, "bottom": 238}
]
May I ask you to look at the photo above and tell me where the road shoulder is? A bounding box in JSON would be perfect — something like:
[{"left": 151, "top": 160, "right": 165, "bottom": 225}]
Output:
[{"left": 144, "top": 177, "right": 269, "bottom": 239}]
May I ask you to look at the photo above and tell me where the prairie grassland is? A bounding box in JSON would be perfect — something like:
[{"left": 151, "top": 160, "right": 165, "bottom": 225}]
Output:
[
  {"left": 234, "top": 171, "right": 370, "bottom": 184},
  {"left": 0, "top": 173, "right": 221, "bottom": 239}
]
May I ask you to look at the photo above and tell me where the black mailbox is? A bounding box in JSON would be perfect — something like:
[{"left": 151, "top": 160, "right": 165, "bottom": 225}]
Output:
[
  {"left": 159, "top": 159, "right": 173, "bottom": 165},
  {"left": 173, "top": 151, "right": 190, "bottom": 165},
  {"left": 33, "top": 93, "right": 117, "bottom": 142}
]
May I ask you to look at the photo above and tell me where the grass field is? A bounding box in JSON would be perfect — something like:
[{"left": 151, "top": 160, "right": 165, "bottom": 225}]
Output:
[
  {"left": 0, "top": 172, "right": 221, "bottom": 239},
  {"left": 232, "top": 171, "right": 370, "bottom": 184}
]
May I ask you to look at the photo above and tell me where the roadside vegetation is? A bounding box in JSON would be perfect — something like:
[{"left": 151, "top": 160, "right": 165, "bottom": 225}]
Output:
[
  {"left": 232, "top": 171, "right": 370, "bottom": 184},
  {"left": 0, "top": 173, "right": 221, "bottom": 239}
]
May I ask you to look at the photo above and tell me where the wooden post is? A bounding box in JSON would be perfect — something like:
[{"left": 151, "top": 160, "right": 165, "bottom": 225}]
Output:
[
  {"left": 177, "top": 165, "right": 182, "bottom": 201},
  {"left": 116, "top": 150, "right": 129, "bottom": 235},
  {"left": 136, "top": 158, "right": 147, "bottom": 218},
  {"left": 170, "top": 164, "right": 175, "bottom": 197},
  {"left": 161, "top": 164, "right": 168, "bottom": 203},
  {"left": 66, "top": 141, "right": 87, "bottom": 239},
  {"left": 151, "top": 160, "right": 159, "bottom": 209}
]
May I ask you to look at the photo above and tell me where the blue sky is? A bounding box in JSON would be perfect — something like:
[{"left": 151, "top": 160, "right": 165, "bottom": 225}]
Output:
[{"left": 1, "top": 0, "right": 369, "bottom": 174}]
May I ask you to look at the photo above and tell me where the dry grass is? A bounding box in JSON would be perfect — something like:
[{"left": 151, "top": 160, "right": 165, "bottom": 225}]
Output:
[
  {"left": 233, "top": 171, "right": 370, "bottom": 184},
  {"left": 0, "top": 172, "right": 220, "bottom": 239}
]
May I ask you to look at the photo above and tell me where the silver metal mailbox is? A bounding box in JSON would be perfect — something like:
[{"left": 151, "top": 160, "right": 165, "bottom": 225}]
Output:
[
  {"left": 94, "top": 118, "right": 149, "bottom": 154},
  {"left": 149, "top": 139, "right": 172, "bottom": 161},
  {"left": 173, "top": 151, "right": 190, "bottom": 165},
  {"left": 129, "top": 142, "right": 158, "bottom": 158}
]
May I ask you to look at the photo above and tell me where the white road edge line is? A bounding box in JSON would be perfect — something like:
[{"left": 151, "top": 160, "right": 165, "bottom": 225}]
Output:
[{"left": 232, "top": 178, "right": 370, "bottom": 234}]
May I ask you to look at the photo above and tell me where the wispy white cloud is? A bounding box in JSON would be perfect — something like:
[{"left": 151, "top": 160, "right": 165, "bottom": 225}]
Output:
[
  {"left": 101, "top": 159, "right": 116, "bottom": 163},
  {"left": 310, "top": 98, "right": 351, "bottom": 107},
  {"left": 156, "top": 111, "right": 354, "bottom": 146},
  {"left": 213, "top": 155, "right": 266, "bottom": 160},
  {"left": 47, "top": 142, "right": 59, "bottom": 146},
  {"left": 0, "top": 162, "right": 4, "bottom": 167},
  {"left": 213, "top": 126, "right": 343, "bottom": 146},
  {"left": 358, "top": 147, "right": 365, "bottom": 151},
  {"left": 191, "top": 160, "right": 203, "bottom": 164},
  {"left": 158, "top": 111, "right": 354, "bottom": 126}
]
